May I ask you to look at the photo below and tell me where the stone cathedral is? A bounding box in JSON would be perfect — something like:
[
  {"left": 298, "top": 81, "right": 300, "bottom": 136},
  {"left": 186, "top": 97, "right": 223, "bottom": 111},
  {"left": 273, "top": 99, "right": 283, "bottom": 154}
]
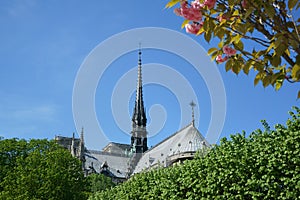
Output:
[{"left": 55, "top": 49, "right": 210, "bottom": 183}]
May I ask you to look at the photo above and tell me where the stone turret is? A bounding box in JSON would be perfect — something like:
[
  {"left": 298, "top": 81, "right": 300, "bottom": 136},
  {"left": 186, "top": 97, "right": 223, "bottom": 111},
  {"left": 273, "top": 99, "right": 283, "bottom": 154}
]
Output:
[{"left": 78, "top": 127, "right": 86, "bottom": 169}]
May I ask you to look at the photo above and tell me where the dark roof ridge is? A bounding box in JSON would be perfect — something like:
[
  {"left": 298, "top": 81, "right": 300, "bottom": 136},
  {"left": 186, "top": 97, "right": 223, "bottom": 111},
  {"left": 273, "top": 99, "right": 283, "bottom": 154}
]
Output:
[{"left": 86, "top": 149, "right": 129, "bottom": 157}]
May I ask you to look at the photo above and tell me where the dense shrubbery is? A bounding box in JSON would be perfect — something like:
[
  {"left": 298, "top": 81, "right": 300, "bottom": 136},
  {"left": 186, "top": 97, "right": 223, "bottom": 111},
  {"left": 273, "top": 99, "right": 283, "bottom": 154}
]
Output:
[
  {"left": 85, "top": 174, "right": 116, "bottom": 195},
  {"left": 90, "top": 107, "right": 300, "bottom": 199}
]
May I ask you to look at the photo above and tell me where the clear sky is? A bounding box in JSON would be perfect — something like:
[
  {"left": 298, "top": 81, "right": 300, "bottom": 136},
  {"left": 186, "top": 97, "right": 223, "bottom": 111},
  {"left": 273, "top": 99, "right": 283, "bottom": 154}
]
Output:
[{"left": 0, "top": 0, "right": 299, "bottom": 150}]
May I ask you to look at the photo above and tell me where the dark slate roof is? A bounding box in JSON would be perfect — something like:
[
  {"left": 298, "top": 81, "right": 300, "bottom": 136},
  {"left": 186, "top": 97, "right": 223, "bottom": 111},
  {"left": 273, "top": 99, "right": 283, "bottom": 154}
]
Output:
[
  {"left": 102, "top": 142, "right": 131, "bottom": 154},
  {"left": 85, "top": 150, "right": 130, "bottom": 179}
]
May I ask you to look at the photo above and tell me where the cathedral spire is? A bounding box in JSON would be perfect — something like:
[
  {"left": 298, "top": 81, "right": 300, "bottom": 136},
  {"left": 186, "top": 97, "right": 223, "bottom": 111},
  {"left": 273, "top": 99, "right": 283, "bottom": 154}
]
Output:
[
  {"left": 130, "top": 46, "right": 148, "bottom": 154},
  {"left": 132, "top": 46, "right": 147, "bottom": 127}
]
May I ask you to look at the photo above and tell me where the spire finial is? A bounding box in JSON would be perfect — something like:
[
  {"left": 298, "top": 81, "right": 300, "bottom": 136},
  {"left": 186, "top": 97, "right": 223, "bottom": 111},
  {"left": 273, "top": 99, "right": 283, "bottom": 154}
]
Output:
[
  {"left": 138, "top": 42, "right": 142, "bottom": 66},
  {"left": 189, "top": 101, "right": 196, "bottom": 126},
  {"left": 136, "top": 43, "right": 143, "bottom": 101}
]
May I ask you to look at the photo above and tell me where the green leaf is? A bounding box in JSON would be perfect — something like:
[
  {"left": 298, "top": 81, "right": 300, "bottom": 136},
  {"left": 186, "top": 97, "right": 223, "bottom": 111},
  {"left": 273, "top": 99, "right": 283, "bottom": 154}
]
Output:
[
  {"left": 225, "top": 59, "right": 233, "bottom": 71},
  {"left": 271, "top": 55, "right": 281, "bottom": 67},
  {"left": 271, "top": 73, "right": 284, "bottom": 85},
  {"left": 204, "top": 31, "right": 212, "bottom": 43},
  {"left": 218, "top": 40, "right": 224, "bottom": 48},
  {"left": 165, "top": 0, "right": 181, "bottom": 8},
  {"left": 181, "top": 19, "right": 189, "bottom": 29},
  {"left": 197, "top": 26, "right": 205, "bottom": 35},
  {"left": 285, "top": 48, "right": 290, "bottom": 57},
  {"left": 231, "top": 34, "right": 242, "bottom": 44},
  {"left": 232, "top": 9, "right": 239, "bottom": 16},
  {"left": 243, "top": 61, "right": 253, "bottom": 75},
  {"left": 209, "top": 18, "right": 216, "bottom": 30},
  {"left": 208, "top": 47, "right": 218, "bottom": 55},
  {"left": 235, "top": 40, "right": 244, "bottom": 51},
  {"left": 254, "top": 73, "right": 263, "bottom": 86},
  {"left": 264, "top": 4, "right": 275, "bottom": 18},
  {"left": 288, "top": 0, "right": 298, "bottom": 10},
  {"left": 274, "top": 36, "right": 283, "bottom": 48},
  {"left": 266, "top": 42, "right": 275, "bottom": 53},
  {"left": 232, "top": 63, "right": 242, "bottom": 75},
  {"left": 228, "top": 0, "right": 235, "bottom": 8},
  {"left": 262, "top": 75, "right": 271, "bottom": 87},
  {"left": 244, "top": 7, "right": 254, "bottom": 18},
  {"left": 275, "top": 81, "right": 283, "bottom": 91},
  {"left": 203, "top": 19, "right": 209, "bottom": 32},
  {"left": 275, "top": 44, "right": 286, "bottom": 57},
  {"left": 215, "top": 28, "right": 226, "bottom": 39},
  {"left": 291, "top": 64, "right": 300, "bottom": 81},
  {"left": 239, "top": 25, "right": 246, "bottom": 35},
  {"left": 210, "top": 51, "right": 219, "bottom": 61},
  {"left": 297, "top": 90, "right": 300, "bottom": 99}
]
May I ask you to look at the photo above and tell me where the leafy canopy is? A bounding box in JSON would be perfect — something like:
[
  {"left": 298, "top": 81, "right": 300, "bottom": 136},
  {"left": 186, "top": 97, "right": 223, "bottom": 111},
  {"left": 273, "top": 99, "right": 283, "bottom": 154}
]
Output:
[
  {"left": 166, "top": 0, "right": 300, "bottom": 98},
  {"left": 0, "top": 139, "right": 86, "bottom": 200}
]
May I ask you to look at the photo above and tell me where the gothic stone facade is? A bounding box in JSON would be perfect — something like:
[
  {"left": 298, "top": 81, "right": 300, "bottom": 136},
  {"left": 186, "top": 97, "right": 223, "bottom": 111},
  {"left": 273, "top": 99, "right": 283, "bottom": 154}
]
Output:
[{"left": 56, "top": 49, "right": 210, "bottom": 183}]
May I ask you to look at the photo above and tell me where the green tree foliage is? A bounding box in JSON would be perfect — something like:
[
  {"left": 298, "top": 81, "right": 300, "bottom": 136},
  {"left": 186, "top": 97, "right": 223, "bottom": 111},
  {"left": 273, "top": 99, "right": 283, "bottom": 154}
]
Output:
[
  {"left": 166, "top": 0, "right": 300, "bottom": 98},
  {"left": 0, "top": 139, "right": 86, "bottom": 200},
  {"left": 90, "top": 107, "right": 300, "bottom": 199},
  {"left": 0, "top": 138, "right": 28, "bottom": 191},
  {"left": 85, "top": 173, "right": 116, "bottom": 195}
]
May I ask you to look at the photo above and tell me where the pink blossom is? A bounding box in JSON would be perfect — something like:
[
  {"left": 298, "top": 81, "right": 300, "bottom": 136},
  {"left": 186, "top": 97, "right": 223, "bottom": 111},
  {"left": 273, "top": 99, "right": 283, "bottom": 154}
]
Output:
[
  {"left": 191, "top": 0, "right": 201, "bottom": 9},
  {"left": 201, "top": 0, "right": 216, "bottom": 9},
  {"left": 223, "top": 45, "right": 237, "bottom": 56},
  {"left": 180, "top": 1, "right": 189, "bottom": 8},
  {"left": 216, "top": 55, "right": 228, "bottom": 63},
  {"left": 182, "top": 7, "right": 202, "bottom": 21},
  {"left": 241, "top": 0, "right": 247, "bottom": 8},
  {"left": 173, "top": 1, "right": 187, "bottom": 17},
  {"left": 185, "top": 22, "right": 203, "bottom": 34},
  {"left": 174, "top": 1, "right": 202, "bottom": 21},
  {"left": 174, "top": 8, "right": 182, "bottom": 16},
  {"left": 216, "top": 14, "right": 228, "bottom": 22}
]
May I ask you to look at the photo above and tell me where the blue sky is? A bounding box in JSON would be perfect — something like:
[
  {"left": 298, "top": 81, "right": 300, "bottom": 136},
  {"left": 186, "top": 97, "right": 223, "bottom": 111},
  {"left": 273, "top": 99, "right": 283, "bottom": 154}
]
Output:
[{"left": 0, "top": 0, "right": 299, "bottom": 150}]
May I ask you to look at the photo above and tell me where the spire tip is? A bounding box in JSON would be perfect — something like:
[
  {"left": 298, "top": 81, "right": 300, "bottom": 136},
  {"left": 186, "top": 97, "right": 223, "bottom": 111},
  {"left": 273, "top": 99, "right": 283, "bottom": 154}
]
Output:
[{"left": 189, "top": 101, "right": 196, "bottom": 126}]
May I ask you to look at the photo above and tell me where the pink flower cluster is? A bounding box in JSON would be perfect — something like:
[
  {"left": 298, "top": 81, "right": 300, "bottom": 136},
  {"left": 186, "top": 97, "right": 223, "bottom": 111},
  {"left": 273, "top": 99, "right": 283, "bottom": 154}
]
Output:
[
  {"left": 185, "top": 21, "right": 203, "bottom": 34},
  {"left": 174, "top": 1, "right": 202, "bottom": 21},
  {"left": 174, "top": 0, "right": 217, "bottom": 34},
  {"left": 216, "top": 14, "right": 228, "bottom": 22},
  {"left": 216, "top": 55, "right": 228, "bottom": 63},
  {"left": 223, "top": 45, "right": 237, "bottom": 56},
  {"left": 216, "top": 45, "right": 237, "bottom": 63},
  {"left": 241, "top": 0, "right": 247, "bottom": 8},
  {"left": 202, "top": 0, "right": 217, "bottom": 9}
]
